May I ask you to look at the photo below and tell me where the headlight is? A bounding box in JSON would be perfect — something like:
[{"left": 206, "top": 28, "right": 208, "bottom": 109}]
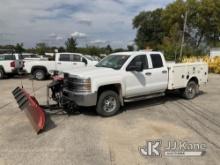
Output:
[
  {"left": 66, "top": 77, "right": 91, "bottom": 93},
  {"left": 75, "top": 78, "right": 91, "bottom": 93}
]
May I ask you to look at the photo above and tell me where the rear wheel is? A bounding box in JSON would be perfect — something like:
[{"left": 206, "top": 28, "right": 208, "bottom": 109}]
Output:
[
  {"left": 181, "top": 81, "right": 198, "bottom": 99},
  {"left": 0, "top": 69, "right": 4, "bottom": 79},
  {"left": 96, "top": 90, "right": 120, "bottom": 117},
  {"left": 33, "top": 69, "right": 46, "bottom": 80}
]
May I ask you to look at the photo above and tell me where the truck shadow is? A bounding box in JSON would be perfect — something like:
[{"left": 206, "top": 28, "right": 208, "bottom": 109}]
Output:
[
  {"left": 122, "top": 90, "right": 206, "bottom": 112},
  {"left": 76, "top": 90, "right": 207, "bottom": 116},
  {"left": 41, "top": 90, "right": 207, "bottom": 133}
]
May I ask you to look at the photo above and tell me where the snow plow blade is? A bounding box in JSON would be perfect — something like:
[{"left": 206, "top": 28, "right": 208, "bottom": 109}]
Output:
[{"left": 12, "top": 87, "right": 46, "bottom": 134}]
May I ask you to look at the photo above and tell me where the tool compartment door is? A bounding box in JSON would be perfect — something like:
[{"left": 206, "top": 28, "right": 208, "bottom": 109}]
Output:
[{"left": 167, "top": 62, "right": 208, "bottom": 90}]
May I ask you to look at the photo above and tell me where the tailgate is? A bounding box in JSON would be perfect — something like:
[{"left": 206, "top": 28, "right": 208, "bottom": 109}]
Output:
[{"left": 15, "top": 60, "right": 24, "bottom": 69}]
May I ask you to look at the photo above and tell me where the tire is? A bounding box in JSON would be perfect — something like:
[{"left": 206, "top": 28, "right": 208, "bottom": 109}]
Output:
[
  {"left": 181, "top": 81, "right": 199, "bottom": 99},
  {"left": 33, "top": 69, "right": 46, "bottom": 80},
  {"left": 0, "top": 69, "right": 4, "bottom": 79},
  {"left": 96, "top": 90, "right": 120, "bottom": 117}
]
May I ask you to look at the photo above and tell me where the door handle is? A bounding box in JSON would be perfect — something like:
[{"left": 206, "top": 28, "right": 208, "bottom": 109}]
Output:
[
  {"left": 162, "top": 70, "right": 167, "bottom": 74},
  {"left": 57, "top": 62, "right": 62, "bottom": 64},
  {"left": 73, "top": 63, "right": 77, "bottom": 65},
  {"left": 145, "top": 72, "right": 152, "bottom": 76}
]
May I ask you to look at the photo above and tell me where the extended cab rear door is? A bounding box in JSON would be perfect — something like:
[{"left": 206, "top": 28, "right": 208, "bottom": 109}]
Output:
[{"left": 146, "top": 53, "right": 168, "bottom": 93}]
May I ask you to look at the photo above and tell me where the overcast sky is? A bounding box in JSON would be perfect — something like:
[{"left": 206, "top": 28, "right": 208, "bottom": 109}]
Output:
[{"left": 0, "top": 0, "right": 174, "bottom": 48}]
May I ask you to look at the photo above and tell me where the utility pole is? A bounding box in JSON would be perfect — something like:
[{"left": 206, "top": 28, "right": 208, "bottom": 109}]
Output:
[{"left": 179, "top": 10, "right": 188, "bottom": 62}]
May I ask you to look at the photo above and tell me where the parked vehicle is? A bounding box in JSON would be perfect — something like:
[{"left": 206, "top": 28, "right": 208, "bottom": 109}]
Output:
[
  {"left": 21, "top": 53, "right": 48, "bottom": 61},
  {"left": 85, "top": 55, "right": 101, "bottom": 62},
  {"left": 0, "top": 54, "right": 24, "bottom": 79},
  {"left": 61, "top": 51, "right": 208, "bottom": 116},
  {"left": 12, "top": 51, "right": 208, "bottom": 133},
  {"left": 93, "top": 56, "right": 101, "bottom": 61},
  {"left": 24, "top": 52, "right": 98, "bottom": 80}
]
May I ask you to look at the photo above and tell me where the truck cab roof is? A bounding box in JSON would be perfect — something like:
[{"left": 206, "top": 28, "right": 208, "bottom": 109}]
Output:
[{"left": 111, "top": 51, "right": 162, "bottom": 56}]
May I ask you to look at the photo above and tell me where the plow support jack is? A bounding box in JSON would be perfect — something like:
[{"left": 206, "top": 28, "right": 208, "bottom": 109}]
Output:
[{"left": 12, "top": 87, "right": 46, "bottom": 134}]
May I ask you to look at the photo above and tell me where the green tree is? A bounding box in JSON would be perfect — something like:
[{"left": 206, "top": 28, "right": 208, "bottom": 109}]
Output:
[
  {"left": 65, "top": 37, "right": 77, "bottom": 52},
  {"left": 58, "top": 46, "right": 65, "bottom": 52},
  {"left": 0, "top": 45, "right": 15, "bottom": 52},
  {"left": 127, "top": 45, "right": 134, "bottom": 51},
  {"left": 194, "top": 0, "right": 220, "bottom": 47},
  {"left": 162, "top": 0, "right": 220, "bottom": 55},
  {"left": 36, "top": 42, "right": 47, "bottom": 55},
  {"left": 113, "top": 48, "right": 126, "bottom": 53},
  {"left": 133, "top": 0, "right": 220, "bottom": 59},
  {"left": 162, "top": 0, "right": 199, "bottom": 53},
  {"left": 15, "top": 43, "right": 25, "bottom": 53},
  {"left": 105, "top": 45, "right": 112, "bottom": 54},
  {"left": 133, "top": 8, "right": 165, "bottom": 49},
  {"left": 159, "top": 23, "right": 182, "bottom": 60}
]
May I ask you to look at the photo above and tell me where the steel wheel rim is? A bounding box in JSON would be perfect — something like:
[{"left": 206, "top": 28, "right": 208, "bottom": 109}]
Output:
[
  {"left": 186, "top": 84, "right": 195, "bottom": 98},
  {"left": 36, "top": 72, "right": 43, "bottom": 80},
  {"left": 103, "top": 96, "right": 117, "bottom": 113}
]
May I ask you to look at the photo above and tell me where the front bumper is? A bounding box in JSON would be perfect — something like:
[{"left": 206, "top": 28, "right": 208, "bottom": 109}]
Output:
[{"left": 63, "top": 89, "right": 97, "bottom": 107}]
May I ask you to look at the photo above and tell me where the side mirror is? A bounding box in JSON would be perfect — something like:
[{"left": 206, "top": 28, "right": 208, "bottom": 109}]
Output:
[
  {"left": 126, "top": 61, "right": 143, "bottom": 72},
  {"left": 82, "top": 58, "right": 88, "bottom": 65}
]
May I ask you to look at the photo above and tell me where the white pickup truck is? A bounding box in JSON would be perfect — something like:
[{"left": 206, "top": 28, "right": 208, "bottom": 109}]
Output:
[
  {"left": 60, "top": 51, "right": 208, "bottom": 116},
  {"left": 0, "top": 54, "right": 24, "bottom": 79},
  {"left": 24, "top": 52, "right": 98, "bottom": 80}
]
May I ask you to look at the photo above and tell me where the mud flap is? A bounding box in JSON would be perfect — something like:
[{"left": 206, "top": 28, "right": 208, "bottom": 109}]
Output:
[{"left": 12, "top": 87, "right": 46, "bottom": 134}]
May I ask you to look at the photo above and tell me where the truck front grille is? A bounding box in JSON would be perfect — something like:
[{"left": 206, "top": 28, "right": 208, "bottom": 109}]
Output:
[{"left": 64, "top": 77, "right": 78, "bottom": 91}]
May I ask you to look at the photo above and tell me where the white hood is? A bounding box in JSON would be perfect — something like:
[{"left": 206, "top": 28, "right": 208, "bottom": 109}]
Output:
[{"left": 64, "top": 66, "right": 120, "bottom": 79}]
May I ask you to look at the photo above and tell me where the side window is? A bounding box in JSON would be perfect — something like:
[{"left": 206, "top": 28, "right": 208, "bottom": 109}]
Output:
[
  {"left": 59, "top": 54, "right": 70, "bottom": 61},
  {"left": 4, "top": 55, "right": 15, "bottom": 60},
  {"left": 73, "top": 55, "right": 81, "bottom": 62},
  {"left": 150, "top": 54, "right": 163, "bottom": 68},
  {"left": 0, "top": 56, "right": 5, "bottom": 61},
  {"left": 127, "top": 55, "right": 148, "bottom": 69}
]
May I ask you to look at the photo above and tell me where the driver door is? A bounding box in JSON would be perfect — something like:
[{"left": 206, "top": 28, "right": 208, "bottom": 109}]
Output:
[{"left": 125, "top": 54, "right": 150, "bottom": 98}]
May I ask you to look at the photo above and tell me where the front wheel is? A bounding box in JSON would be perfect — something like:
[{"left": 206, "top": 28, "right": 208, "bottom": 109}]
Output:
[
  {"left": 33, "top": 69, "right": 46, "bottom": 80},
  {"left": 96, "top": 90, "right": 120, "bottom": 117},
  {"left": 181, "top": 81, "right": 199, "bottom": 99}
]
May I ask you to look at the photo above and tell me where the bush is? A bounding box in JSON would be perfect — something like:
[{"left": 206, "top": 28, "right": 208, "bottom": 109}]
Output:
[{"left": 182, "top": 56, "right": 220, "bottom": 74}]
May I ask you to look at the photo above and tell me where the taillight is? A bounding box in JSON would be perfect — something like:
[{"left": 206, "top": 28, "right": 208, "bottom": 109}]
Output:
[{"left": 10, "top": 61, "right": 15, "bottom": 68}]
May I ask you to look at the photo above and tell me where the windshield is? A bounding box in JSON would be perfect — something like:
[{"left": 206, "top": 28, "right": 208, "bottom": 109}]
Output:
[{"left": 96, "top": 55, "right": 129, "bottom": 70}]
